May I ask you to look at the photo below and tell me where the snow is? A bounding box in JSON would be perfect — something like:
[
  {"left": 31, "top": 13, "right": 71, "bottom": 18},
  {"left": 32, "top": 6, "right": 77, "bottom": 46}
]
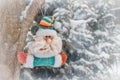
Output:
[
  {"left": 54, "top": 21, "right": 62, "bottom": 30},
  {"left": 85, "top": 50, "right": 99, "bottom": 58},
  {"left": 20, "top": 0, "right": 33, "bottom": 21},
  {"left": 100, "top": 52, "right": 110, "bottom": 59},
  {"left": 95, "top": 62, "right": 104, "bottom": 70},
  {"left": 54, "top": 8, "right": 69, "bottom": 17},
  {"left": 97, "top": 58, "right": 120, "bottom": 80},
  {"left": 108, "top": 63, "right": 120, "bottom": 78},
  {"left": 94, "top": 30, "right": 108, "bottom": 37},
  {"left": 104, "top": 13, "right": 115, "bottom": 18},
  {"left": 45, "top": 0, "right": 55, "bottom": 3},
  {"left": 111, "top": 7, "right": 120, "bottom": 11}
]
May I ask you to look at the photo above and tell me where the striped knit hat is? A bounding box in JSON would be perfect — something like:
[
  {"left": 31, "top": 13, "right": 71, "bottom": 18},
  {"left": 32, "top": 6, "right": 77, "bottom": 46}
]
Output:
[{"left": 38, "top": 16, "right": 55, "bottom": 28}]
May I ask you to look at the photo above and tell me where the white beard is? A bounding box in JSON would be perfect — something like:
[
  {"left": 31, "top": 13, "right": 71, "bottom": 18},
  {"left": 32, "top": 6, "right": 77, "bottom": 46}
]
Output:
[{"left": 26, "top": 36, "right": 62, "bottom": 58}]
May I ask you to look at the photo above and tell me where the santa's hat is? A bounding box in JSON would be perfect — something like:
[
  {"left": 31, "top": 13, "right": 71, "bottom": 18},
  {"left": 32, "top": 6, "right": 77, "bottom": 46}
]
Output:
[
  {"left": 31, "top": 16, "right": 57, "bottom": 36},
  {"left": 38, "top": 16, "right": 55, "bottom": 28},
  {"left": 36, "top": 16, "right": 57, "bottom": 37}
]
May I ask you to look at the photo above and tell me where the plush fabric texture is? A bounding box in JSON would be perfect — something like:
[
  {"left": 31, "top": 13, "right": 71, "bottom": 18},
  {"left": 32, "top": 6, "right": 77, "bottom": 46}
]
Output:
[
  {"left": 38, "top": 16, "right": 55, "bottom": 28},
  {"left": 33, "top": 56, "right": 55, "bottom": 67},
  {"left": 23, "top": 55, "right": 34, "bottom": 68},
  {"left": 17, "top": 16, "right": 67, "bottom": 68},
  {"left": 26, "top": 36, "right": 62, "bottom": 58},
  {"left": 33, "top": 54, "right": 64, "bottom": 67},
  {"left": 54, "top": 54, "right": 62, "bottom": 67},
  {"left": 36, "top": 29, "right": 57, "bottom": 37},
  {"left": 17, "top": 52, "right": 67, "bottom": 68},
  {"left": 17, "top": 52, "right": 27, "bottom": 64},
  {"left": 60, "top": 52, "right": 67, "bottom": 65}
]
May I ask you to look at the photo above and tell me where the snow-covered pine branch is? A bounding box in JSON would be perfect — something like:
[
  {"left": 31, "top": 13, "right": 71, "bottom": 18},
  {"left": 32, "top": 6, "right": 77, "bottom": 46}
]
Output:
[{"left": 20, "top": 0, "right": 33, "bottom": 22}]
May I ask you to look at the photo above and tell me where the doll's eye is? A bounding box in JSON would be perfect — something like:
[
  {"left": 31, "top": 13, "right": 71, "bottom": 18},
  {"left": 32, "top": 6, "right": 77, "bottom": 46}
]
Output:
[
  {"left": 48, "top": 36, "right": 51, "bottom": 38},
  {"left": 45, "top": 36, "right": 51, "bottom": 38},
  {"left": 45, "top": 36, "right": 48, "bottom": 38}
]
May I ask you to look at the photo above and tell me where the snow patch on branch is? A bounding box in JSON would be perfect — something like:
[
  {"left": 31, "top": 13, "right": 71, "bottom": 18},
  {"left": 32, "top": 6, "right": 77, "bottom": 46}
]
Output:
[
  {"left": 20, "top": 0, "right": 33, "bottom": 22},
  {"left": 111, "top": 7, "right": 120, "bottom": 11},
  {"left": 45, "top": 0, "right": 55, "bottom": 3}
]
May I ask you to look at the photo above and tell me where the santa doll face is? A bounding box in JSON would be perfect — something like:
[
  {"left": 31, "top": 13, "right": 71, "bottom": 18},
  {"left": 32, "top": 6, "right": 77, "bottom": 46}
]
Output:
[
  {"left": 28, "top": 34, "right": 62, "bottom": 58},
  {"left": 34, "top": 35, "right": 54, "bottom": 51}
]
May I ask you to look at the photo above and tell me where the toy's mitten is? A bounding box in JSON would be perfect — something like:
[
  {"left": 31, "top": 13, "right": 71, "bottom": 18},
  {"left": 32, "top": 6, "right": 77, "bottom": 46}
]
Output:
[
  {"left": 61, "top": 52, "right": 67, "bottom": 65},
  {"left": 17, "top": 52, "right": 27, "bottom": 64}
]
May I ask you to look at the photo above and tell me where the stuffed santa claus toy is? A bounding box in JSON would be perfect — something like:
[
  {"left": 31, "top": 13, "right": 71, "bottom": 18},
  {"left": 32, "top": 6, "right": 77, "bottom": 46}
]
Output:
[{"left": 17, "top": 16, "right": 67, "bottom": 68}]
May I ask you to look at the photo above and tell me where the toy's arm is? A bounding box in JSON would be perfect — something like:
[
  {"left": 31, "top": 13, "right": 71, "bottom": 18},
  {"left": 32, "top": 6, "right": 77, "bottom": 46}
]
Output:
[
  {"left": 17, "top": 52, "right": 67, "bottom": 68},
  {"left": 24, "top": 41, "right": 33, "bottom": 52}
]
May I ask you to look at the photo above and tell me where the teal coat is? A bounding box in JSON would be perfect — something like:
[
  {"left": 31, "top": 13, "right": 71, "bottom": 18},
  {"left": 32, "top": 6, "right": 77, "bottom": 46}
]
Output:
[{"left": 33, "top": 56, "right": 55, "bottom": 67}]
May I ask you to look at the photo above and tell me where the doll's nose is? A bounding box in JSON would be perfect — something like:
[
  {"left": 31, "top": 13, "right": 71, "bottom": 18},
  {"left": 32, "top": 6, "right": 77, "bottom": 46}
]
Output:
[{"left": 44, "top": 36, "right": 53, "bottom": 43}]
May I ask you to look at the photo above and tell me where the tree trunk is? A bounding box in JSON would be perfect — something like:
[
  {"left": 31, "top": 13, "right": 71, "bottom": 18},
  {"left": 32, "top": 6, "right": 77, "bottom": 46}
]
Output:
[{"left": 0, "top": 0, "right": 44, "bottom": 80}]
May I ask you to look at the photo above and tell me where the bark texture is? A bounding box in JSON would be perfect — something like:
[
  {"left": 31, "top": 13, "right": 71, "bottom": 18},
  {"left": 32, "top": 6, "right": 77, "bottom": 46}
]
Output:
[{"left": 0, "top": 0, "right": 44, "bottom": 80}]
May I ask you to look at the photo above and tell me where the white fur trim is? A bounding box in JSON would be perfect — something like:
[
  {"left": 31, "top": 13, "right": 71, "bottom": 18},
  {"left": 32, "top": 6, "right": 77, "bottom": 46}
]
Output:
[
  {"left": 36, "top": 29, "right": 57, "bottom": 37},
  {"left": 54, "top": 54, "right": 62, "bottom": 67},
  {"left": 23, "top": 55, "right": 34, "bottom": 68}
]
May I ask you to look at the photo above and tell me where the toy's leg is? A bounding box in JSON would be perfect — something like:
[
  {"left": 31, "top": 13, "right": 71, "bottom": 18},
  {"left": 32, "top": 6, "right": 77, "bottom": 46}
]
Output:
[
  {"left": 17, "top": 52, "right": 34, "bottom": 68},
  {"left": 53, "top": 52, "right": 67, "bottom": 67}
]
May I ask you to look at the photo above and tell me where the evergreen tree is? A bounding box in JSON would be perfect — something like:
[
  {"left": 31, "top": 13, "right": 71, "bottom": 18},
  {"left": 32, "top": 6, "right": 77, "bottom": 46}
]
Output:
[
  {"left": 51, "top": 0, "right": 116, "bottom": 80},
  {"left": 22, "top": 0, "right": 119, "bottom": 80}
]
